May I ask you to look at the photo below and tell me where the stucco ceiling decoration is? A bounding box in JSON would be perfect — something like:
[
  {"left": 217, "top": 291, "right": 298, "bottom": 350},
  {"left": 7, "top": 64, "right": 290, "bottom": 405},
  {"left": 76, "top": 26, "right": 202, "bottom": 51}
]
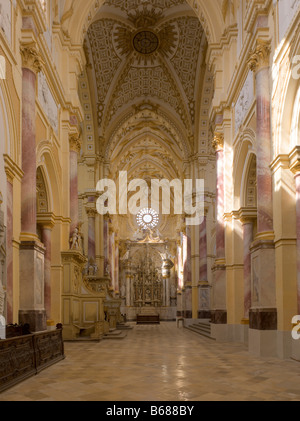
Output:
[
  {"left": 105, "top": 106, "right": 188, "bottom": 161},
  {"left": 85, "top": 0, "right": 207, "bottom": 135}
]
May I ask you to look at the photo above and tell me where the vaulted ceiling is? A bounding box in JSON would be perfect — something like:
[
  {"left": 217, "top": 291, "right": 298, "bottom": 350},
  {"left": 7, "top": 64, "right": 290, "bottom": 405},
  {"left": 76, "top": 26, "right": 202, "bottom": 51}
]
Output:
[
  {"left": 84, "top": 0, "right": 208, "bottom": 140},
  {"left": 80, "top": 0, "right": 214, "bottom": 239}
]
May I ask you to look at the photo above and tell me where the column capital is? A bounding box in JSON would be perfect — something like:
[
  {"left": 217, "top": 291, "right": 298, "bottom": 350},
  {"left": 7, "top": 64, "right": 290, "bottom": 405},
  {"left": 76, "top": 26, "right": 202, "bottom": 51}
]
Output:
[
  {"left": 69, "top": 135, "right": 82, "bottom": 154},
  {"left": 289, "top": 146, "right": 300, "bottom": 175},
  {"left": 238, "top": 207, "right": 257, "bottom": 225},
  {"left": 20, "top": 42, "right": 43, "bottom": 74},
  {"left": 4, "top": 154, "right": 24, "bottom": 183},
  {"left": 212, "top": 132, "right": 224, "bottom": 152},
  {"left": 85, "top": 207, "right": 98, "bottom": 218},
  {"left": 37, "top": 212, "right": 55, "bottom": 230},
  {"left": 247, "top": 39, "right": 271, "bottom": 72}
]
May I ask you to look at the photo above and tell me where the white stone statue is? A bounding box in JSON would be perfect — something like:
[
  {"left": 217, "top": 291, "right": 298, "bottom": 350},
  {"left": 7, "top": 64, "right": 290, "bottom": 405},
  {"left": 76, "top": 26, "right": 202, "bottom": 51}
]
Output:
[
  {"left": 70, "top": 228, "right": 79, "bottom": 249},
  {"left": 70, "top": 227, "right": 83, "bottom": 251}
]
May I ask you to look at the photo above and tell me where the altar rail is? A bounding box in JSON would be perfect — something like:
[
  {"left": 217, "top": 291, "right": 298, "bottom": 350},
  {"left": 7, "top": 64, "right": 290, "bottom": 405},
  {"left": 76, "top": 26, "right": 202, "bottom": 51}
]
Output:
[{"left": 0, "top": 325, "right": 65, "bottom": 393}]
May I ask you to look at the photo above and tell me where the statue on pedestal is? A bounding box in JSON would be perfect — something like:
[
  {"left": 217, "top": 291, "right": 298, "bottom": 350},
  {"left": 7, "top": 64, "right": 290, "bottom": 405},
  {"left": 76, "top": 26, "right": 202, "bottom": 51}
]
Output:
[{"left": 70, "top": 225, "right": 83, "bottom": 252}]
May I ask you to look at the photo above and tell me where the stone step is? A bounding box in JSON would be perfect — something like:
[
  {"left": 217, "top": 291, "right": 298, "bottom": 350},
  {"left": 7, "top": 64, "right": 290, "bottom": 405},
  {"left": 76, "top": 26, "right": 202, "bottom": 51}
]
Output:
[
  {"left": 117, "top": 323, "right": 133, "bottom": 330},
  {"left": 107, "top": 329, "right": 123, "bottom": 335},
  {"left": 195, "top": 322, "right": 211, "bottom": 327},
  {"left": 191, "top": 324, "right": 211, "bottom": 332},
  {"left": 67, "top": 337, "right": 101, "bottom": 342},
  {"left": 103, "top": 331, "right": 127, "bottom": 340},
  {"left": 185, "top": 324, "right": 215, "bottom": 340}
]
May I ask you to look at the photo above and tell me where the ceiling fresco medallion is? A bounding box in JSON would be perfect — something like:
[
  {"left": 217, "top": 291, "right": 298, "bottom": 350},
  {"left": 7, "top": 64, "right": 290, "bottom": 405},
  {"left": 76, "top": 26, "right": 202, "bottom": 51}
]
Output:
[{"left": 133, "top": 30, "right": 160, "bottom": 55}]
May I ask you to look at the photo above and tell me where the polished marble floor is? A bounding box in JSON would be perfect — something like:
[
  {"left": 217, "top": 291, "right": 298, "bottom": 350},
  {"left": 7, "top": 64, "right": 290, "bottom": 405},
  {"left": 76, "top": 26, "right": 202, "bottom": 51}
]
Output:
[{"left": 0, "top": 322, "right": 299, "bottom": 401}]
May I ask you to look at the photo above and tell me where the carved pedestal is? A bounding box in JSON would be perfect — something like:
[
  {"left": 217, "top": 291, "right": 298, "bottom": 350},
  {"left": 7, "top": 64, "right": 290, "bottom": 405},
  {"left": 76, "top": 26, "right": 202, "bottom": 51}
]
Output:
[
  {"left": 19, "top": 241, "right": 46, "bottom": 332},
  {"left": 198, "top": 281, "right": 211, "bottom": 319},
  {"left": 61, "top": 250, "right": 118, "bottom": 340}
]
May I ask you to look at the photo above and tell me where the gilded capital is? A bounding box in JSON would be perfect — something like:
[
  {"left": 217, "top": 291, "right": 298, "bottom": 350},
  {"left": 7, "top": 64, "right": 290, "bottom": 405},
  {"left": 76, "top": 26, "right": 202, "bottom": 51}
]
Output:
[
  {"left": 69, "top": 135, "right": 82, "bottom": 154},
  {"left": 212, "top": 132, "right": 224, "bottom": 151},
  {"left": 85, "top": 207, "right": 98, "bottom": 218},
  {"left": 20, "top": 43, "right": 43, "bottom": 74},
  {"left": 247, "top": 39, "right": 271, "bottom": 72}
]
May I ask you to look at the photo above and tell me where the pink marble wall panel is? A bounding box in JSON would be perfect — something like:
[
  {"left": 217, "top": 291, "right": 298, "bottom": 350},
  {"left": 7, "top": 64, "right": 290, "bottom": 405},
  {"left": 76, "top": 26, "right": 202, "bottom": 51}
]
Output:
[
  {"left": 69, "top": 150, "right": 78, "bottom": 235},
  {"left": 21, "top": 68, "right": 37, "bottom": 235},
  {"left": 296, "top": 174, "right": 300, "bottom": 313},
  {"left": 216, "top": 149, "right": 225, "bottom": 258},
  {"left": 199, "top": 215, "right": 208, "bottom": 281},
  {"left": 256, "top": 67, "right": 273, "bottom": 233}
]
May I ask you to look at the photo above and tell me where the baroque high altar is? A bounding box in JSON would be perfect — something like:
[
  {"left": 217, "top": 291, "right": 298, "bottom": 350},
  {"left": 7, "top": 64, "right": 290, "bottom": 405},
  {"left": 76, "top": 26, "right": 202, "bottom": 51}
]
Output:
[{"left": 118, "top": 230, "right": 177, "bottom": 321}]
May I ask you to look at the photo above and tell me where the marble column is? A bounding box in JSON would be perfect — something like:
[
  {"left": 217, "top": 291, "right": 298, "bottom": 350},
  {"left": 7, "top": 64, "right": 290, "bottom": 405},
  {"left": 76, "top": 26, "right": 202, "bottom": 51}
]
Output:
[
  {"left": 19, "top": 44, "right": 46, "bottom": 332},
  {"left": 69, "top": 136, "right": 81, "bottom": 237},
  {"left": 248, "top": 42, "right": 273, "bottom": 235},
  {"left": 215, "top": 138, "right": 225, "bottom": 260},
  {"left": 199, "top": 214, "right": 208, "bottom": 282},
  {"left": 211, "top": 133, "right": 227, "bottom": 325},
  {"left": 86, "top": 207, "right": 97, "bottom": 263},
  {"left": 6, "top": 179, "right": 13, "bottom": 323},
  {"left": 109, "top": 227, "right": 114, "bottom": 288},
  {"left": 183, "top": 226, "right": 192, "bottom": 318},
  {"left": 247, "top": 39, "right": 277, "bottom": 335},
  {"left": 183, "top": 227, "right": 191, "bottom": 284},
  {"left": 241, "top": 219, "right": 253, "bottom": 319},
  {"left": 103, "top": 215, "right": 109, "bottom": 275},
  {"left": 41, "top": 225, "right": 52, "bottom": 319},
  {"left": 295, "top": 173, "right": 300, "bottom": 314},
  {"left": 165, "top": 277, "right": 170, "bottom": 307},
  {"left": 198, "top": 213, "right": 211, "bottom": 318},
  {"left": 20, "top": 50, "right": 41, "bottom": 237},
  {"left": 115, "top": 239, "right": 119, "bottom": 294},
  {"left": 125, "top": 261, "right": 131, "bottom": 307}
]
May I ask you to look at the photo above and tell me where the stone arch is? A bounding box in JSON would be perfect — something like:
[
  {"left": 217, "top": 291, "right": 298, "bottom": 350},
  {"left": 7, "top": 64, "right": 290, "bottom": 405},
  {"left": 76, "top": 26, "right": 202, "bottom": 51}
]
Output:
[
  {"left": 64, "top": 0, "right": 224, "bottom": 47},
  {"left": 36, "top": 166, "right": 50, "bottom": 214},
  {"left": 241, "top": 153, "right": 257, "bottom": 209},
  {"left": 233, "top": 128, "right": 256, "bottom": 209},
  {"left": 36, "top": 144, "right": 62, "bottom": 216},
  {"left": 290, "top": 84, "right": 300, "bottom": 148},
  {"left": 274, "top": 27, "right": 300, "bottom": 155}
]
